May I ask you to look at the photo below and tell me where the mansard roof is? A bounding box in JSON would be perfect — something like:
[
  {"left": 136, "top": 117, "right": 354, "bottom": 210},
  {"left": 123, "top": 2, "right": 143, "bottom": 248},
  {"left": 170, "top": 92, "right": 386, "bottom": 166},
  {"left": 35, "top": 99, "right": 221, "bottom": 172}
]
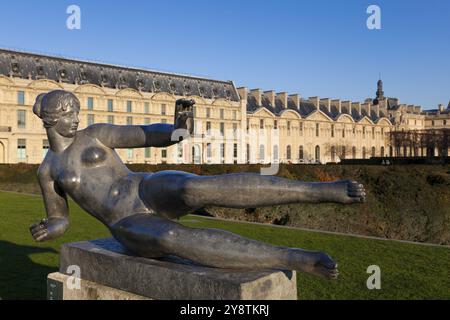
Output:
[
  {"left": 247, "top": 92, "right": 393, "bottom": 123},
  {"left": 0, "top": 49, "right": 240, "bottom": 101}
]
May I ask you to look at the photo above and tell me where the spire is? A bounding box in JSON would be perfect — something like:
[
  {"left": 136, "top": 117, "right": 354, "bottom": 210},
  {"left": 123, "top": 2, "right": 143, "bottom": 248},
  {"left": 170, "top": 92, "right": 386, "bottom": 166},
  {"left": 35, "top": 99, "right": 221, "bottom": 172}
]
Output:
[{"left": 373, "top": 78, "right": 384, "bottom": 105}]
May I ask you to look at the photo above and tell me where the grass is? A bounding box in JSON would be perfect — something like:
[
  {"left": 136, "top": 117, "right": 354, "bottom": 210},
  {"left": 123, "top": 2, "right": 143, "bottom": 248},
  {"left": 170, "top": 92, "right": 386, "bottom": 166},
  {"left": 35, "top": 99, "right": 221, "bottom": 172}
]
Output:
[{"left": 0, "top": 191, "right": 449, "bottom": 300}]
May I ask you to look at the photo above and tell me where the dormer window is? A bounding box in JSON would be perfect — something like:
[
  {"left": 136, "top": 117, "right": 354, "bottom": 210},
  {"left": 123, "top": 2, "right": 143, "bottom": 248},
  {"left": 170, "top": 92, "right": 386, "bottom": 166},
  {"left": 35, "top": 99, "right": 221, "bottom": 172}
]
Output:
[
  {"left": 136, "top": 79, "right": 144, "bottom": 90},
  {"left": 37, "top": 66, "right": 45, "bottom": 76},
  {"left": 11, "top": 63, "right": 19, "bottom": 74},
  {"left": 59, "top": 69, "right": 67, "bottom": 79}
]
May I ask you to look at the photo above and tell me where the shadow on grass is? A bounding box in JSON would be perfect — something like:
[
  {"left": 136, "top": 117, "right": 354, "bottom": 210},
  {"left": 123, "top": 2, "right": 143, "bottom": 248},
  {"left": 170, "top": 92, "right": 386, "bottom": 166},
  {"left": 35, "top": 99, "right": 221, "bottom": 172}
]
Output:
[{"left": 0, "top": 240, "right": 58, "bottom": 300}]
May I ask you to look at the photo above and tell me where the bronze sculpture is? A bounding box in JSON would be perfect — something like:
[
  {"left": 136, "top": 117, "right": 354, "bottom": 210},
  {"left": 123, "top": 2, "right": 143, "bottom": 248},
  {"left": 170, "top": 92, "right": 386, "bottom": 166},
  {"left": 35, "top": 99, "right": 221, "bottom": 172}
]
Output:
[{"left": 30, "top": 90, "right": 366, "bottom": 279}]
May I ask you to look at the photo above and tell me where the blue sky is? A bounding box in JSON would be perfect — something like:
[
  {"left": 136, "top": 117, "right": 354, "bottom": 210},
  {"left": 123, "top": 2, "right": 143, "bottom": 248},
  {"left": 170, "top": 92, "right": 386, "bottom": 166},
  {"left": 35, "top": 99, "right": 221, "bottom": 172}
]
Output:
[{"left": 0, "top": 0, "right": 448, "bottom": 109}]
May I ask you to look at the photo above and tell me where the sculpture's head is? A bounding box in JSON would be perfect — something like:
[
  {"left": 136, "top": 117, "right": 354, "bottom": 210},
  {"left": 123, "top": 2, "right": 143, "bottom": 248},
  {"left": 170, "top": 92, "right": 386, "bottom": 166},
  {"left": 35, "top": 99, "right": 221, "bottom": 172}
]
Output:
[{"left": 33, "top": 90, "right": 80, "bottom": 138}]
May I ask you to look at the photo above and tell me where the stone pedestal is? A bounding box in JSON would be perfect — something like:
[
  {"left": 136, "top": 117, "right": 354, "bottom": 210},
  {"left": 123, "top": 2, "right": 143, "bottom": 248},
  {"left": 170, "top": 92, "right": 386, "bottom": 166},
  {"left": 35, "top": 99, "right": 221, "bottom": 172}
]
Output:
[{"left": 49, "top": 238, "right": 297, "bottom": 300}]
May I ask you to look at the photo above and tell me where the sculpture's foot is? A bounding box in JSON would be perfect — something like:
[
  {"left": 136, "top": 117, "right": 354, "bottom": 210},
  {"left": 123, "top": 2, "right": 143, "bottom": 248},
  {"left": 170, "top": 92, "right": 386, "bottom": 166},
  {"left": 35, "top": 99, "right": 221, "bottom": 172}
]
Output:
[
  {"left": 330, "top": 180, "right": 366, "bottom": 204},
  {"left": 289, "top": 250, "right": 339, "bottom": 280}
]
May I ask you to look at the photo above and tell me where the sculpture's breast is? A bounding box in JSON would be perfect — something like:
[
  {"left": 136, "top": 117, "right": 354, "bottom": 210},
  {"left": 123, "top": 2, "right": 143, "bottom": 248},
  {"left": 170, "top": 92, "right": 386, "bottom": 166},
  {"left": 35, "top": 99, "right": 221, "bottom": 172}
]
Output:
[{"left": 81, "top": 147, "right": 107, "bottom": 167}]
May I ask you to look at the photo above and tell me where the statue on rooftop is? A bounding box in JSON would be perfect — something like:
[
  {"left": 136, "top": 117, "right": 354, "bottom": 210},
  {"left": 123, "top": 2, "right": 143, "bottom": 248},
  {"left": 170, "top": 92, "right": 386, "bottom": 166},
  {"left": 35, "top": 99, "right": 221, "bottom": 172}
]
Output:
[{"left": 30, "top": 90, "right": 366, "bottom": 279}]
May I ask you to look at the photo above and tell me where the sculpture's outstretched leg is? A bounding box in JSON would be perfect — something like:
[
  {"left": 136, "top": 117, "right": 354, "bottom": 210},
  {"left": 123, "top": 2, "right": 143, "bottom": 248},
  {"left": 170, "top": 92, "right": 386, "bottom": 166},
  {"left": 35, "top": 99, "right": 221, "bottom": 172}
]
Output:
[
  {"left": 110, "top": 213, "right": 339, "bottom": 279},
  {"left": 139, "top": 170, "right": 365, "bottom": 219}
]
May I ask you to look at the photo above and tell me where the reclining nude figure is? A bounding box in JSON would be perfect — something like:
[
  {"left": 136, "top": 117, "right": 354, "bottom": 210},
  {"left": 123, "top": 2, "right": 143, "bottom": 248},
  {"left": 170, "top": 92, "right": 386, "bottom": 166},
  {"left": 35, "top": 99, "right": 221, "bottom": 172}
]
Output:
[{"left": 30, "top": 90, "right": 366, "bottom": 280}]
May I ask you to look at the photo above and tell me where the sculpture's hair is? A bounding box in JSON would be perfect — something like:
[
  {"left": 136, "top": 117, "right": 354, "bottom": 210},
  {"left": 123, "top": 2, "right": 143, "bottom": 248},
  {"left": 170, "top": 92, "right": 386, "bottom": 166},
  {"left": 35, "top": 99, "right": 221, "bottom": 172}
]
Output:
[{"left": 33, "top": 90, "right": 80, "bottom": 128}]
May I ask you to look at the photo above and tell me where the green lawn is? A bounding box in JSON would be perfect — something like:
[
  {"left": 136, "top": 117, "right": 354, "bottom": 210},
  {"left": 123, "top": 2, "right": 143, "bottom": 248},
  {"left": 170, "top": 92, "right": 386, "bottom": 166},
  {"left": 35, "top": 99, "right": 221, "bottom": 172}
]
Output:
[{"left": 0, "top": 191, "right": 449, "bottom": 300}]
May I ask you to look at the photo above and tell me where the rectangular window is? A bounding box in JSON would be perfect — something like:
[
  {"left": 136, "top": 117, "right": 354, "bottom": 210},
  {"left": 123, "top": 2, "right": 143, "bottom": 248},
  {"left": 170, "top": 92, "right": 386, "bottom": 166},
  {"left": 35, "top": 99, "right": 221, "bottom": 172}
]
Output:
[
  {"left": 161, "top": 119, "right": 167, "bottom": 124},
  {"left": 161, "top": 104, "right": 166, "bottom": 115},
  {"left": 144, "top": 102, "right": 150, "bottom": 114},
  {"left": 260, "top": 119, "right": 264, "bottom": 129},
  {"left": 42, "top": 139, "right": 49, "bottom": 158},
  {"left": 342, "top": 126, "right": 345, "bottom": 138},
  {"left": 127, "top": 117, "right": 133, "bottom": 125},
  {"left": 206, "top": 121, "right": 211, "bottom": 135},
  {"left": 193, "top": 106, "right": 197, "bottom": 118},
  {"left": 17, "top": 91, "right": 25, "bottom": 105},
  {"left": 161, "top": 149, "right": 167, "bottom": 158},
  {"left": 17, "top": 139, "right": 26, "bottom": 161},
  {"left": 287, "top": 121, "right": 291, "bottom": 136},
  {"left": 331, "top": 124, "right": 335, "bottom": 138},
  {"left": 233, "top": 143, "right": 238, "bottom": 158},
  {"left": 220, "top": 109, "right": 224, "bottom": 120},
  {"left": 220, "top": 122, "right": 225, "bottom": 136},
  {"left": 220, "top": 143, "right": 225, "bottom": 160},
  {"left": 87, "top": 97, "right": 94, "bottom": 111},
  {"left": 127, "top": 101, "right": 133, "bottom": 113},
  {"left": 126, "top": 149, "right": 133, "bottom": 159},
  {"left": 232, "top": 110, "right": 237, "bottom": 120},
  {"left": 316, "top": 123, "right": 320, "bottom": 137},
  {"left": 206, "top": 143, "right": 212, "bottom": 158},
  {"left": 274, "top": 120, "right": 278, "bottom": 130},
  {"left": 144, "top": 118, "right": 151, "bottom": 125},
  {"left": 87, "top": 114, "right": 95, "bottom": 126},
  {"left": 145, "top": 147, "right": 151, "bottom": 158},
  {"left": 363, "top": 127, "right": 366, "bottom": 138},
  {"left": 107, "top": 115, "right": 114, "bottom": 124},
  {"left": 206, "top": 108, "right": 211, "bottom": 118},
  {"left": 233, "top": 123, "right": 238, "bottom": 138},
  {"left": 372, "top": 127, "right": 375, "bottom": 139},
  {"left": 17, "top": 110, "right": 26, "bottom": 129},
  {"left": 107, "top": 99, "right": 114, "bottom": 112},
  {"left": 299, "top": 122, "right": 303, "bottom": 135}
]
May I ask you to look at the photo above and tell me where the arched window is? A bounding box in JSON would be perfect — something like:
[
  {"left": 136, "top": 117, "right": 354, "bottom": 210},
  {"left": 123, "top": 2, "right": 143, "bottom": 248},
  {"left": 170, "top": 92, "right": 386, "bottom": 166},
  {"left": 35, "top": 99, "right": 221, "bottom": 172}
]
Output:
[
  {"left": 362, "top": 147, "right": 366, "bottom": 159},
  {"left": 371, "top": 147, "right": 376, "bottom": 158},
  {"left": 331, "top": 146, "right": 336, "bottom": 162},
  {"left": 315, "top": 145, "right": 320, "bottom": 162},
  {"left": 341, "top": 146, "right": 346, "bottom": 160},
  {"left": 259, "top": 144, "right": 265, "bottom": 161},
  {"left": 273, "top": 145, "right": 279, "bottom": 162},
  {"left": 352, "top": 146, "right": 356, "bottom": 159},
  {"left": 381, "top": 146, "right": 385, "bottom": 157},
  {"left": 299, "top": 146, "right": 304, "bottom": 160},
  {"left": 286, "top": 145, "right": 292, "bottom": 160}
]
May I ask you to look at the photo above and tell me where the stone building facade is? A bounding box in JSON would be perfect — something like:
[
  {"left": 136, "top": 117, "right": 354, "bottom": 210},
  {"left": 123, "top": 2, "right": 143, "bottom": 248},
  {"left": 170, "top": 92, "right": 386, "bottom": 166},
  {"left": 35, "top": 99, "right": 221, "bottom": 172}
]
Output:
[{"left": 0, "top": 49, "right": 448, "bottom": 165}]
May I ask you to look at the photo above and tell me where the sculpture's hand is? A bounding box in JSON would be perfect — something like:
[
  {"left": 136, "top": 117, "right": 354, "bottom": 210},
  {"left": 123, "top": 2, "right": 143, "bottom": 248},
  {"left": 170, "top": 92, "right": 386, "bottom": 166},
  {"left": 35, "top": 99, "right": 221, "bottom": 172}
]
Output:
[
  {"left": 174, "top": 99, "right": 195, "bottom": 136},
  {"left": 30, "top": 217, "right": 69, "bottom": 242}
]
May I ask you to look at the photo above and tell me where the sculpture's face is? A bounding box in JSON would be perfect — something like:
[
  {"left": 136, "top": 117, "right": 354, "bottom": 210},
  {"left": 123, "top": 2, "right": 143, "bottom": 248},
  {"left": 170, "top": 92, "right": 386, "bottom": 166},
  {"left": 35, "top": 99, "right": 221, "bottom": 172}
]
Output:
[{"left": 54, "top": 106, "right": 80, "bottom": 138}]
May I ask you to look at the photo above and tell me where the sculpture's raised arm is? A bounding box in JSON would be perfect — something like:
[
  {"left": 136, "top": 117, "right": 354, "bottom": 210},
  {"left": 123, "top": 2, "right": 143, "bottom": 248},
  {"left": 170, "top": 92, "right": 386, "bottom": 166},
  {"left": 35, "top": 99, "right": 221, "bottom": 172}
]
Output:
[
  {"left": 85, "top": 99, "right": 195, "bottom": 149},
  {"left": 30, "top": 163, "right": 70, "bottom": 242}
]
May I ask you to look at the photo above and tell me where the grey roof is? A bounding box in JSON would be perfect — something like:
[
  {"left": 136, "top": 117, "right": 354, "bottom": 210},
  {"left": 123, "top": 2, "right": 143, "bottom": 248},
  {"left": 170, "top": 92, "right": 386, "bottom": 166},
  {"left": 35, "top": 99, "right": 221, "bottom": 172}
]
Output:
[
  {"left": 247, "top": 93, "right": 393, "bottom": 123},
  {"left": 0, "top": 49, "right": 240, "bottom": 101}
]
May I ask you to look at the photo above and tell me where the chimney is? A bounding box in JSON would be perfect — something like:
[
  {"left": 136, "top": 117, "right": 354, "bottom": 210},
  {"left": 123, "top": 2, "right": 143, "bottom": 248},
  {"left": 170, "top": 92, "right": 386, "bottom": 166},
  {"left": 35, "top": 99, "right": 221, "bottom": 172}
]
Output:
[
  {"left": 362, "top": 102, "right": 371, "bottom": 117},
  {"left": 415, "top": 106, "right": 422, "bottom": 114},
  {"left": 250, "top": 89, "right": 262, "bottom": 106},
  {"left": 332, "top": 99, "right": 342, "bottom": 113},
  {"left": 352, "top": 102, "right": 361, "bottom": 117},
  {"left": 309, "top": 96, "right": 320, "bottom": 110},
  {"left": 320, "top": 98, "right": 331, "bottom": 113},
  {"left": 289, "top": 94, "right": 300, "bottom": 109},
  {"left": 438, "top": 104, "right": 445, "bottom": 113},
  {"left": 342, "top": 101, "right": 351, "bottom": 114},
  {"left": 236, "top": 87, "right": 248, "bottom": 101},
  {"left": 264, "top": 90, "right": 276, "bottom": 106},
  {"left": 375, "top": 104, "right": 380, "bottom": 117},
  {"left": 277, "top": 92, "right": 288, "bottom": 109}
]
